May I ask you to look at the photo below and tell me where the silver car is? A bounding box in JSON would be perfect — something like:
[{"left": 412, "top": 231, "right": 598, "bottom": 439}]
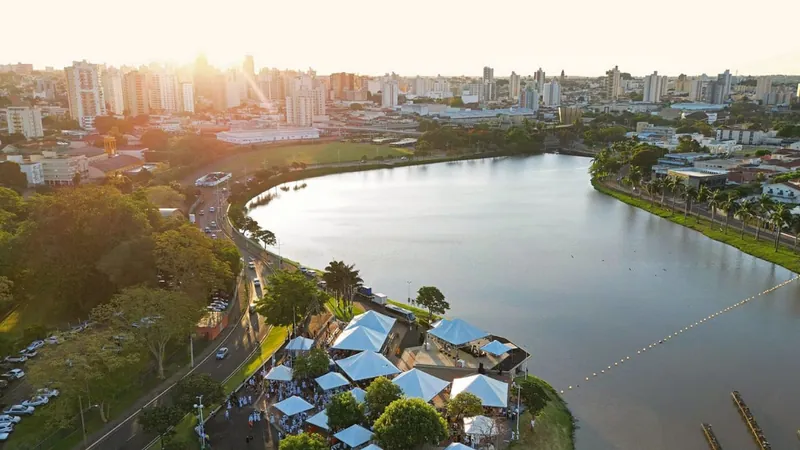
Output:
[
  {"left": 0, "top": 415, "right": 21, "bottom": 424},
  {"left": 22, "top": 396, "right": 49, "bottom": 408},
  {"left": 2, "top": 405, "right": 34, "bottom": 416}
]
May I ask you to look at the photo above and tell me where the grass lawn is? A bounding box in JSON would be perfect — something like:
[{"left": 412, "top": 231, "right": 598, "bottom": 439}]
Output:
[
  {"left": 215, "top": 142, "right": 412, "bottom": 177},
  {"left": 325, "top": 297, "right": 364, "bottom": 322},
  {"left": 386, "top": 299, "right": 439, "bottom": 323},
  {"left": 594, "top": 180, "right": 800, "bottom": 274},
  {"left": 510, "top": 375, "right": 575, "bottom": 450}
]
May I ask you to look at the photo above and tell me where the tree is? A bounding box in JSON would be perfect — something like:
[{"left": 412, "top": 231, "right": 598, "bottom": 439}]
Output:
[
  {"left": 770, "top": 203, "right": 789, "bottom": 251},
  {"left": 365, "top": 376, "right": 403, "bottom": 423},
  {"left": 255, "top": 270, "right": 322, "bottom": 332},
  {"left": 93, "top": 286, "right": 204, "bottom": 378},
  {"left": 373, "top": 398, "right": 448, "bottom": 450},
  {"left": 326, "top": 392, "right": 365, "bottom": 432},
  {"left": 141, "top": 129, "right": 170, "bottom": 151},
  {"left": 737, "top": 199, "right": 755, "bottom": 239},
  {"left": 139, "top": 405, "right": 184, "bottom": 447},
  {"left": 322, "top": 260, "right": 363, "bottom": 311},
  {"left": 171, "top": 373, "right": 225, "bottom": 413},
  {"left": 0, "top": 277, "right": 13, "bottom": 311},
  {"left": 721, "top": 192, "right": 739, "bottom": 234},
  {"left": 709, "top": 190, "right": 724, "bottom": 227},
  {"left": 154, "top": 224, "right": 231, "bottom": 297},
  {"left": 675, "top": 135, "right": 704, "bottom": 153},
  {"left": 519, "top": 377, "right": 550, "bottom": 416},
  {"left": 292, "top": 348, "right": 330, "bottom": 380},
  {"left": 682, "top": 186, "right": 697, "bottom": 219},
  {"left": 415, "top": 286, "right": 449, "bottom": 321},
  {"left": 447, "top": 392, "right": 483, "bottom": 421},
  {"left": 666, "top": 176, "right": 681, "bottom": 212},
  {"left": 756, "top": 194, "right": 774, "bottom": 241},
  {"left": 349, "top": 103, "right": 364, "bottom": 111},
  {"left": 142, "top": 185, "right": 185, "bottom": 208},
  {"left": 279, "top": 432, "right": 328, "bottom": 450},
  {"left": 0, "top": 161, "right": 28, "bottom": 191}
]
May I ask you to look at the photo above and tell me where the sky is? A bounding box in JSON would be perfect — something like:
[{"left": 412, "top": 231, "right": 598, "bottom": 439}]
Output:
[{"left": 6, "top": 0, "right": 800, "bottom": 77}]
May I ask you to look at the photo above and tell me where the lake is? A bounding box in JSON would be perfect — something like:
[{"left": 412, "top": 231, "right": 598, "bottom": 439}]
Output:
[{"left": 248, "top": 154, "right": 800, "bottom": 450}]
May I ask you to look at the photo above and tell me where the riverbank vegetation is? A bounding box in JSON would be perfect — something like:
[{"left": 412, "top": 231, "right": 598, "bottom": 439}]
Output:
[{"left": 510, "top": 375, "right": 575, "bottom": 450}]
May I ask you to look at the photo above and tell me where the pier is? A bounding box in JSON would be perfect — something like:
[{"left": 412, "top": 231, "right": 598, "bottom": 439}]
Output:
[
  {"left": 701, "top": 423, "right": 722, "bottom": 450},
  {"left": 731, "top": 391, "right": 771, "bottom": 450}
]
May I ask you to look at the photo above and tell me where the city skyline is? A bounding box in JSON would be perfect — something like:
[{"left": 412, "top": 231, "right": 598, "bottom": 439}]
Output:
[{"left": 6, "top": 0, "right": 800, "bottom": 77}]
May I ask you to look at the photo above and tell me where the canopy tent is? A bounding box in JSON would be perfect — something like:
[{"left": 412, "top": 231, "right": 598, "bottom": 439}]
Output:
[
  {"left": 445, "top": 443, "right": 475, "bottom": 450},
  {"left": 332, "top": 326, "right": 388, "bottom": 352},
  {"left": 264, "top": 364, "right": 293, "bottom": 381},
  {"left": 336, "top": 351, "right": 401, "bottom": 381},
  {"left": 306, "top": 410, "right": 329, "bottom": 431},
  {"left": 481, "top": 340, "right": 513, "bottom": 356},
  {"left": 463, "top": 415, "right": 498, "bottom": 436},
  {"left": 451, "top": 374, "right": 509, "bottom": 408},
  {"left": 345, "top": 310, "right": 396, "bottom": 334},
  {"left": 273, "top": 396, "right": 314, "bottom": 416},
  {"left": 392, "top": 368, "right": 450, "bottom": 402},
  {"left": 362, "top": 445, "right": 383, "bottom": 450},
  {"left": 428, "top": 319, "right": 488, "bottom": 346},
  {"left": 349, "top": 387, "right": 367, "bottom": 404},
  {"left": 286, "top": 336, "right": 315, "bottom": 351},
  {"left": 315, "top": 371, "right": 351, "bottom": 391},
  {"left": 334, "top": 424, "right": 373, "bottom": 448}
]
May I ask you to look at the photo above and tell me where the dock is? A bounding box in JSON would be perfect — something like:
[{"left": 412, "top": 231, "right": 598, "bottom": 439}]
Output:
[
  {"left": 701, "top": 423, "right": 722, "bottom": 450},
  {"left": 731, "top": 391, "right": 771, "bottom": 450}
]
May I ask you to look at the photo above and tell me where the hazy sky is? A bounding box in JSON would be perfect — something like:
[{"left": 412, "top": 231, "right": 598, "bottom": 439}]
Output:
[{"left": 6, "top": 0, "right": 799, "bottom": 77}]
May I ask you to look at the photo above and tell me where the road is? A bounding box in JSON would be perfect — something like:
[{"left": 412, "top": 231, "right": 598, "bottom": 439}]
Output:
[{"left": 82, "top": 188, "right": 279, "bottom": 450}]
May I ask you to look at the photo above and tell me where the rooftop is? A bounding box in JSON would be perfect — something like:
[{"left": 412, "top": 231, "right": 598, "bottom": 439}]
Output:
[
  {"left": 669, "top": 169, "right": 726, "bottom": 178},
  {"left": 89, "top": 154, "right": 142, "bottom": 173}
]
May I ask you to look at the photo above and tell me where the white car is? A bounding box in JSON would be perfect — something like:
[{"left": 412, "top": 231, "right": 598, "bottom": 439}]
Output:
[
  {"left": 247, "top": 261, "right": 255, "bottom": 270},
  {"left": 20, "top": 349, "right": 37, "bottom": 358},
  {"left": 36, "top": 388, "right": 59, "bottom": 398},
  {"left": 2, "top": 405, "right": 34, "bottom": 416},
  {"left": 45, "top": 335, "right": 60, "bottom": 345},
  {"left": 209, "top": 206, "right": 216, "bottom": 213},
  {"left": 0, "top": 432, "right": 10, "bottom": 441},
  {"left": 22, "top": 396, "right": 49, "bottom": 407},
  {"left": 0, "top": 415, "right": 21, "bottom": 424},
  {"left": 26, "top": 340, "right": 45, "bottom": 351},
  {"left": 4, "top": 355, "right": 26, "bottom": 364},
  {"left": 3, "top": 369, "right": 24, "bottom": 380},
  {"left": 0, "top": 423, "right": 14, "bottom": 433}
]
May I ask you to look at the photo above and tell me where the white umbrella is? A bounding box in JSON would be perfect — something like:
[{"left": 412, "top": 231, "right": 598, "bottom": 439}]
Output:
[
  {"left": 336, "top": 351, "right": 400, "bottom": 381},
  {"left": 349, "top": 387, "right": 367, "bottom": 404},
  {"left": 345, "top": 310, "right": 396, "bottom": 334},
  {"left": 392, "top": 368, "right": 450, "bottom": 402},
  {"left": 306, "top": 410, "right": 329, "bottom": 431},
  {"left": 264, "top": 364, "right": 292, "bottom": 381},
  {"left": 481, "top": 340, "right": 513, "bottom": 356},
  {"left": 286, "top": 336, "right": 314, "bottom": 351},
  {"left": 451, "top": 374, "right": 509, "bottom": 408},
  {"left": 332, "top": 326, "right": 388, "bottom": 352},
  {"left": 315, "top": 372, "right": 350, "bottom": 391},
  {"left": 463, "top": 415, "right": 498, "bottom": 436},
  {"left": 273, "top": 396, "right": 313, "bottom": 416},
  {"left": 334, "top": 424, "right": 373, "bottom": 448},
  {"left": 428, "top": 319, "right": 488, "bottom": 346}
]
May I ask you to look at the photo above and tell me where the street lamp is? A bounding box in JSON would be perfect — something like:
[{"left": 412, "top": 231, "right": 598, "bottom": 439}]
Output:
[
  {"left": 511, "top": 382, "right": 521, "bottom": 440},
  {"left": 194, "top": 395, "right": 205, "bottom": 450},
  {"left": 406, "top": 281, "right": 412, "bottom": 303},
  {"left": 79, "top": 396, "right": 99, "bottom": 449}
]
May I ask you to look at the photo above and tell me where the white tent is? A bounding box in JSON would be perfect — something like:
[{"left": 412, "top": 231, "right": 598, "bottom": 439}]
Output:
[
  {"left": 451, "top": 374, "right": 509, "bottom": 408},
  {"left": 428, "top": 319, "right": 488, "bottom": 346},
  {"left": 332, "top": 326, "right": 388, "bottom": 352},
  {"left": 264, "top": 364, "right": 293, "bottom": 381},
  {"left": 334, "top": 424, "right": 373, "bottom": 448},
  {"left": 336, "top": 351, "right": 401, "bottom": 381},
  {"left": 362, "top": 445, "right": 383, "bottom": 450},
  {"left": 345, "top": 310, "right": 396, "bottom": 334},
  {"left": 463, "top": 415, "right": 498, "bottom": 436},
  {"left": 392, "top": 368, "right": 450, "bottom": 402},
  {"left": 286, "top": 336, "right": 315, "bottom": 351},
  {"left": 481, "top": 340, "right": 512, "bottom": 356},
  {"left": 445, "top": 443, "right": 475, "bottom": 450},
  {"left": 273, "top": 396, "right": 314, "bottom": 416},
  {"left": 315, "top": 371, "right": 350, "bottom": 391},
  {"left": 350, "top": 387, "right": 367, "bottom": 404},
  {"left": 306, "top": 410, "right": 329, "bottom": 431}
]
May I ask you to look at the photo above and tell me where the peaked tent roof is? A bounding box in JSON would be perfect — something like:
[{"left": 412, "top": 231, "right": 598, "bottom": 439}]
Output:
[
  {"left": 315, "top": 371, "right": 351, "bottom": 391},
  {"left": 481, "top": 340, "right": 513, "bottom": 356},
  {"left": 362, "top": 445, "right": 383, "bottom": 450},
  {"left": 451, "top": 374, "right": 509, "bottom": 408},
  {"left": 445, "top": 443, "right": 476, "bottom": 450},
  {"left": 332, "top": 326, "right": 388, "bottom": 352},
  {"left": 306, "top": 410, "right": 329, "bottom": 431},
  {"left": 463, "top": 415, "right": 498, "bottom": 435},
  {"left": 392, "top": 368, "right": 450, "bottom": 402},
  {"left": 336, "top": 351, "right": 401, "bottom": 381},
  {"left": 286, "top": 336, "right": 315, "bottom": 351},
  {"left": 273, "top": 395, "right": 314, "bottom": 416},
  {"left": 345, "top": 310, "right": 396, "bottom": 334},
  {"left": 264, "top": 364, "right": 293, "bottom": 381},
  {"left": 428, "top": 318, "right": 488, "bottom": 346},
  {"left": 334, "top": 424, "right": 373, "bottom": 448},
  {"left": 349, "top": 387, "right": 367, "bottom": 404}
]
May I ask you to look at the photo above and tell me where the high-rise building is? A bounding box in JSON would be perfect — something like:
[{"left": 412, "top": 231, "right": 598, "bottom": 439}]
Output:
[
  {"left": 542, "top": 80, "right": 561, "bottom": 107},
  {"left": 660, "top": 76, "right": 669, "bottom": 97},
  {"left": 718, "top": 69, "right": 732, "bottom": 100},
  {"left": 755, "top": 76, "right": 772, "bottom": 103},
  {"left": 675, "top": 74, "right": 691, "bottom": 92},
  {"left": 483, "top": 66, "right": 496, "bottom": 101},
  {"left": 256, "top": 69, "right": 284, "bottom": 101},
  {"left": 64, "top": 60, "right": 106, "bottom": 129},
  {"left": 381, "top": 79, "right": 399, "bottom": 107},
  {"left": 606, "top": 65, "right": 622, "bottom": 101},
  {"left": 148, "top": 71, "right": 180, "bottom": 113},
  {"left": 101, "top": 67, "right": 125, "bottom": 115},
  {"left": 642, "top": 71, "right": 662, "bottom": 103},
  {"left": 285, "top": 86, "right": 326, "bottom": 126},
  {"left": 519, "top": 85, "right": 539, "bottom": 111},
  {"left": 243, "top": 55, "right": 256, "bottom": 99},
  {"left": 559, "top": 69, "right": 566, "bottom": 86},
  {"left": 534, "top": 68, "right": 546, "bottom": 96},
  {"left": 123, "top": 71, "right": 150, "bottom": 116},
  {"left": 225, "top": 70, "right": 243, "bottom": 109},
  {"left": 181, "top": 83, "right": 195, "bottom": 113},
  {"left": 509, "top": 72, "right": 521, "bottom": 101},
  {"left": 6, "top": 106, "right": 43, "bottom": 139},
  {"left": 412, "top": 76, "right": 430, "bottom": 96},
  {"left": 330, "top": 72, "right": 355, "bottom": 100}
]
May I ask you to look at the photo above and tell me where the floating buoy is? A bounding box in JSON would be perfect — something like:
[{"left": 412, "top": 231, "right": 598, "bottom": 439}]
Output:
[
  {"left": 593, "top": 373, "right": 597, "bottom": 376},
  {"left": 560, "top": 390, "right": 564, "bottom": 394},
  {"left": 601, "top": 370, "right": 605, "bottom": 373},
  {"left": 586, "top": 377, "right": 589, "bottom": 381},
  {"left": 568, "top": 386, "right": 572, "bottom": 390},
  {"left": 614, "top": 362, "right": 618, "bottom": 366},
  {"left": 637, "top": 351, "right": 640, "bottom": 354}
]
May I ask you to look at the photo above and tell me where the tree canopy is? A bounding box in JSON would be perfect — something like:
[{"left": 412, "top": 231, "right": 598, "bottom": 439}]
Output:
[
  {"left": 279, "top": 432, "right": 328, "bottom": 450},
  {"left": 171, "top": 373, "right": 225, "bottom": 413},
  {"left": 139, "top": 405, "right": 184, "bottom": 446},
  {"left": 326, "top": 391, "right": 365, "bottom": 432},
  {"left": 447, "top": 392, "right": 483, "bottom": 420},
  {"left": 373, "top": 398, "right": 448, "bottom": 450},
  {"left": 142, "top": 185, "right": 185, "bottom": 208},
  {"left": 292, "top": 347, "right": 330, "bottom": 380},
  {"left": 0, "top": 162, "right": 27, "bottom": 191},
  {"left": 255, "top": 270, "right": 322, "bottom": 330},
  {"left": 141, "top": 129, "right": 170, "bottom": 151},
  {"left": 415, "top": 286, "right": 449, "bottom": 320},
  {"left": 365, "top": 376, "right": 403, "bottom": 423}
]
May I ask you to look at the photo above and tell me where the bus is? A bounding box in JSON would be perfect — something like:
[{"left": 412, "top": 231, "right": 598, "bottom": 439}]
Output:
[{"left": 385, "top": 304, "right": 415, "bottom": 323}]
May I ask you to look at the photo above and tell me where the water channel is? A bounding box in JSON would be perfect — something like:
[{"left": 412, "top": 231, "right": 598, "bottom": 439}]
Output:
[{"left": 248, "top": 154, "right": 800, "bottom": 450}]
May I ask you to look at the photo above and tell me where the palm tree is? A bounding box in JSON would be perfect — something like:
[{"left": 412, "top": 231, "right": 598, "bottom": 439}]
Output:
[
  {"left": 755, "top": 194, "right": 774, "bottom": 241},
  {"left": 628, "top": 167, "right": 643, "bottom": 196},
  {"left": 709, "top": 190, "right": 725, "bottom": 227},
  {"left": 736, "top": 199, "right": 754, "bottom": 239},
  {"left": 666, "top": 176, "right": 680, "bottom": 212},
  {"left": 323, "top": 260, "right": 364, "bottom": 312},
  {"left": 790, "top": 215, "right": 800, "bottom": 252},
  {"left": 652, "top": 178, "right": 666, "bottom": 206},
  {"left": 695, "top": 186, "right": 711, "bottom": 222},
  {"left": 721, "top": 192, "right": 738, "bottom": 234},
  {"left": 770, "top": 203, "right": 788, "bottom": 251},
  {"left": 682, "top": 186, "right": 697, "bottom": 219}
]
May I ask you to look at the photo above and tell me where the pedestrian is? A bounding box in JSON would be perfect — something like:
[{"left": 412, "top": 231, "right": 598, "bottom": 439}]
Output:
[
  {"left": 224, "top": 409, "right": 230, "bottom": 420},
  {"left": 248, "top": 394, "right": 252, "bottom": 405}
]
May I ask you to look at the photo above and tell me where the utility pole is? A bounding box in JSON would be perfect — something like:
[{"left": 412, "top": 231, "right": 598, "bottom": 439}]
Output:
[
  {"left": 195, "top": 395, "right": 205, "bottom": 449},
  {"left": 406, "top": 281, "right": 411, "bottom": 303},
  {"left": 79, "top": 396, "right": 87, "bottom": 449},
  {"left": 189, "top": 334, "right": 195, "bottom": 368}
]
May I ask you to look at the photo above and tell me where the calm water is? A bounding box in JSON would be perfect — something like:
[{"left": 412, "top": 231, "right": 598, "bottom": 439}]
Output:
[{"left": 249, "top": 155, "right": 800, "bottom": 450}]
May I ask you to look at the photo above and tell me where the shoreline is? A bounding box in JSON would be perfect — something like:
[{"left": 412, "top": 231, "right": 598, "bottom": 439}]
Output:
[{"left": 592, "top": 179, "right": 800, "bottom": 274}]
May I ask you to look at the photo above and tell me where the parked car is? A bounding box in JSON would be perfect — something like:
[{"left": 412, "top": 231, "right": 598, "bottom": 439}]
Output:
[
  {"left": 0, "top": 424, "right": 12, "bottom": 434},
  {"left": 36, "top": 388, "right": 59, "bottom": 398},
  {"left": 2, "top": 405, "right": 34, "bottom": 416},
  {"left": 215, "top": 347, "right": 229, "bottom": 360},
  {"left": 203, "top": 227, "right": 211, "bottom": 233},
  {"left": 22, "top": 396, "right": 49, "bottom": 408},
  {"left": 0, "top": 415, "right": 21, "bottom": 424},
  {"left": 210, "top": 234, "right": 217, "bottom": 239},
  {"left": 20, "top": 350, "right": 37, "bottom": 358},
  {"left": 4, "top": 356, "right": 26, "bottom": 364},
  {"left": 0, "top": 432, "right": 11, "bottom": 441},
  {"left": 1, "top": 369, "right": 24, "bottom": 380},
  {"left": 26, "top": 341, "right": 45, "bottom": 352},
  {"left": 45, "top": 335, "right": 60, "bottom": 345}
]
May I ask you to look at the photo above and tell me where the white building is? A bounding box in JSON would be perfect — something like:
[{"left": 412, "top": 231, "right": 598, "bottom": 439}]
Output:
[
  {"left": 762, "top": 182, "right": 800, "bottom": 203},
  {"left": 149, "top": 72, "right": 180, "bottom": 113},
  {"left": 715, "top": 129, "right": 766, "bottom": 145},
  {"left": 542, "top": 80, "right": 561, "bottom": 107},
  {"left": 483, "top": 66, "right": 496, "bottom": 101},
  {"left": 215, "top": 128, "right": 319, "bottom": 145},
  {"left": 286, "top": 88, "right": 326, "bottom": 126},
  {"left": 606, "top": 65, "right": 622, "bottom": 101},
  {"left": 225, "top": 70, "right": 243, "bottom": 109},
  {"left": 101, "top": 67, "right": 125, "bottom": 115},
  {"left": 181, "top": 83, "right": 195, "bottom": 113},
  {"left": 6, "top": 106, "right": 43, "bottom": 139},
  {"left": 4, "top": 155, "right": 43, "bottom": 186},
  {"left": 642, "top": 71, "right": 662, "bottom": 103},
  {"left": 509, "top": 71, "right": 521, "bottom": 101},
  {"left": 34, "top": 152, "right": 89, "bottom": 185},
  {"left": 64, "top": 60, "right": 106, "bottom": 129},
  {"left": 381, "top": 79, "right": 399, "bottom": 108},
  {"left": 755, "top": 77, "right": 772, "bottom": 103}
]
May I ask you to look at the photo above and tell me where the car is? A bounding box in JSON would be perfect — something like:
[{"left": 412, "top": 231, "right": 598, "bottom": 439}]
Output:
[
  {"left": 22, "top": 396, "right": 49, "bottom": 407},
  {"left": 199, "top": 210, "right": 205, "bottom": 215},
  {"left": 0, "top": 423, "right": 13, "bottom": 433},
  {"left": 36, "top": 388, "right": 59, "bottom": 398},
  {"left": 45, "top": 335, "right": 60, "bottom": 345},
  {"left": 247, "top": 261, "right": 255, "bottom": 270},
  {"left": 206, "top": 306, "right": 222, "bottom": 313},
  {"left": 2, "top": 405, "right": 34, "bottom": 416},
  {"left": 203, "top": 227, "right": 211, "bottom": 233},
  {"left": 3, "top": 369, "right": 24, "bottom": 380},
  {"left": 26, "top": 341, "right": 45, "bottom": 351},
  {"left": 210, "top": 234, "right": 217, "bottom": 239},
  {"left": 20, "top": 350, "right": 37, "bottom": 358},
  {"left": 0, "top": 415, "right": 21, "bottom": 424},
  {"left": 4, "top": 356, "right": 26, "bottom": 364},
  {"left": 210, "top": 221, "right": 217, "bottom": 228},
  {"left": 253, "top": 279, "right": 261, "bottom": 287},
  {"left": 212, "top": 301, "right": 228, "bottom": 307},
  {"left": 215, "top": 348, "right": 229, "bottom": 360},
  {"left": 209, "top": 206, "right": 216, "bottom": 213},
  {"left": 401, "top": 156, "right": 408, "bottom": 161},
  {"left": 0, "top": 432, "right": 11, "bottom": 441}
]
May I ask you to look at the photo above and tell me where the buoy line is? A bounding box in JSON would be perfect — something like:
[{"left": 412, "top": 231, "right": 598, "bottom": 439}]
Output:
[{"left": 558, "top": 275, "right": 799, "bottom": 394}]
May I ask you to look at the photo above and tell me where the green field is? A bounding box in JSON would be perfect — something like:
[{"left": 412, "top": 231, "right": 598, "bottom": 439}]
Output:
[{"left": 215, "top": 142, "right": 413, "bottom": 177}]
